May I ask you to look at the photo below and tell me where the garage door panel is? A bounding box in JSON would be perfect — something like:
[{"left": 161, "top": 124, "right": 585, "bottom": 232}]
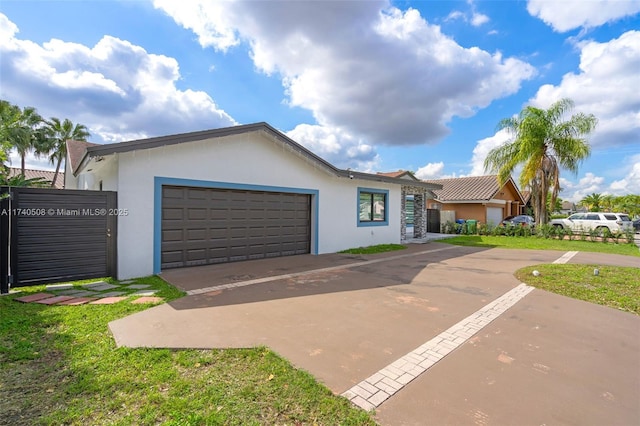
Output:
[
  {"left": 186, "top": 229, "right": 207, "bottom": 240},
  {"left": 162, "top": 229, "right": 183, "bottom": 242},
  {"left": 162, "top": 186, "right": 310, "bottom": 269},
  {"left": 187, "top": 208, "right": 207, "bottom": 220},
  {"left": 163, "top": 187, "right": 185, "bottom": 199},
  {"left": 487, "top": 207, "right": 503, "bottom": 226}
]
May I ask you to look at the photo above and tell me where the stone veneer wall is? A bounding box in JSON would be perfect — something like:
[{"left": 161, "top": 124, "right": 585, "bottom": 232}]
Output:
[{"left": 401, "top": 185, "right": 430, "bottom": 240}]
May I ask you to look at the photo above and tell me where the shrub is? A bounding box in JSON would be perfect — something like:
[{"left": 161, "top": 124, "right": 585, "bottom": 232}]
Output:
[
  {"left": 565, "top": 227, "right": 575, "bottom": 241},
  {"left": 477, "top": 222, "right": 489, "bottom": 236},
  {"left": 624, "top": 229, "right": 635, "bottom": 244},
  {"left": 442, "top": 221, "right": 456, "bottom": 234},
  {"left": 536, "top": 224, "right": 555, "bottom": 239}
]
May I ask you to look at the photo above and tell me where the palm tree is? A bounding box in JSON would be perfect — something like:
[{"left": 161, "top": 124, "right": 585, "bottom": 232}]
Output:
[
  {"left": 42, "top": 117, "right": 90, "bottom": 188},
  {"left": 0, "top": 100, "right": 20, "bottom": 179},
  {"left": 0, "top": 102, "right": 44, "bottom": 177},
  {"left": 580, "top": 193, "right": 603, "bottom": 211},
  {"left": 484, "top": 98, "right": 597, "bottom": 225},
  {"left": 13, "top": 106, "right": 44, "bottom": 176},
  {"left": 600, "top": 194, "right": 615, "bottom": 212}
]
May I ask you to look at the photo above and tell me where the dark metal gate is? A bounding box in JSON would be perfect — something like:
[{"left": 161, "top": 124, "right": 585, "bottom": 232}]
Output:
[
  {"left": 426, "top": 208, "right": 441, "bottom": 233},
  {"left": 1, "top": 187, "right": 117, "bottom": 293}
]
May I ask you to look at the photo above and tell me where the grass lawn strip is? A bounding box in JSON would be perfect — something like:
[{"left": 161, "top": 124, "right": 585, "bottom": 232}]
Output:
[
  {"left": 516, "top": 264, "right": 640, "bottom": 315},
  {"left": 0, "top": 276, "right": 375, "bottom": 425},
  {"left": 339, "top": 243, "right": 407, "bottom": 254},
  {"left": 443, "top": 235, "right": 640, "bottom": 257}
]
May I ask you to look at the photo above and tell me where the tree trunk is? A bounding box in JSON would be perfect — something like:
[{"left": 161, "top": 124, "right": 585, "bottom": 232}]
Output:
[
  {"left": 51, "top": 158, "right": 61, "bottom": 188},
  {"left": 21, "top": 154, "right": 26, "bottom": 177}
]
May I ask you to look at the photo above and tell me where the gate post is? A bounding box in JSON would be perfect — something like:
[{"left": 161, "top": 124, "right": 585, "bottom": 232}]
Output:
[{"left": 1, "top": 187, "right": 11, "bottom": 294}]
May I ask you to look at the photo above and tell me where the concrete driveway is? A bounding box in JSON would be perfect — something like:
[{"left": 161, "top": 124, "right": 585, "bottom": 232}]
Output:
[{"left": 109, "top": 242, "right": 640, "bottom": 425}]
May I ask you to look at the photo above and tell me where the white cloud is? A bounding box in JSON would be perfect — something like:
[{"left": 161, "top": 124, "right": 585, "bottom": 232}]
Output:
[
  {"left": 445, "top": 11, "right": 466, "bottom": 22},
  {"left": 530, "top": 30, "right": 640, "bottom": 148},
  {"left": 446, "top": 0, "right": 490, "bottom": 27},
  {"left": 153, "top": 1, "right": 534, "bottom": 147},
  {"left": 8, "top": 149, "right": 54, "bottom": 172},
  {"left": 560, "top": 172, "right": 606, "bottom": 202},
  {"left": 286, "top": 124, "right": 379, "bottom": 172},
  {"left": 415, "top": 162, "right": 445, "bottom": 179},
  {"left": 527, "top": 0, "right": 640, "bottom": 32},
  {"left": 471, "top": 12, "right": 490, "bottom": 27},
  {"left": 607, "top": 154, "right": 640, "bottom": 195},
  {"left": 0, "top": 13, "right": 236, "bottom": 144},
  {"left": 468, "top": 128, "right": 512, "bottom": 176},
  {"left": 559, "top": 154, "right": 639, "bottom": 202}
]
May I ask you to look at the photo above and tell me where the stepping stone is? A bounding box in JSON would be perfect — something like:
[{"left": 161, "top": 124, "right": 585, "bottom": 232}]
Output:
[
  {"left": 131, "top": 290, "right": 158, "bottom": 296},
  {"left": 57, "top": 297, "right": 98, "bottom": 306},
  {"left": 90, "top": 296, "right": 127, "bottom": 305},
  {"left": 124, "top": 284, "right": 151, "bottom": 289},
  {"left": 14, "top": 293, "right": 55, "bottom": 303},
  {"left": 82, "top": 281, "right": 118, "bottom": 291},
  {"left": 33, "top": 295, "right": 76, "bottom": 305},
  {"left": 45, "top": 283, "right": 74, "bottom": 291},
  {"left": 97, "top": 291, "right": 126, "bottom": 298},
  {"left": 119, "top": 280, "right": 135, "bottom": 284},
  {"left": 131, "top": 296, "right": 163, "bottom": 304},
  {"left": 58, "top": 290, "right": 98, "bottom": 297}
]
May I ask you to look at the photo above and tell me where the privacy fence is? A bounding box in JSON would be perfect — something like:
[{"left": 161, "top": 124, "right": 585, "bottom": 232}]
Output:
[{"left": 1, "top": 187, "right": 117, "bottom": 294}]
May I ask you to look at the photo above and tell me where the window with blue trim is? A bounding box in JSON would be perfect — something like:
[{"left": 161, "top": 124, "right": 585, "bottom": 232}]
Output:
[{"left": 358, "top": 188, "right": 388, "bottom": 226}]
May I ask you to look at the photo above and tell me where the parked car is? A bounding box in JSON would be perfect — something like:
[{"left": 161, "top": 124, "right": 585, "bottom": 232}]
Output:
[
  {"left": 501, "top": 215, "right": 535, "bottom": 227},
  {"left": 549, "top": 212, "right": 633, "bottom": 234},
  {"left": 633, "top": 218, "right": 640, "bottom": 233}
]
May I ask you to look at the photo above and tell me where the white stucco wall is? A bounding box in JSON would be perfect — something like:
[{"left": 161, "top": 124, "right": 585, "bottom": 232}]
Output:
[{"left": 79, "top": 131, "right": 402, "bottom": 279}]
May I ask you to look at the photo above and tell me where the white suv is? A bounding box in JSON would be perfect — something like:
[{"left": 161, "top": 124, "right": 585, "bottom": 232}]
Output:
[{"left": 549, "top": 212, "right": 633, "bottom": 234}]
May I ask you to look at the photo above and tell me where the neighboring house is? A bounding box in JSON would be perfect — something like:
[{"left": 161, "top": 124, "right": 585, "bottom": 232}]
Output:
[
  {"left": 8, "top": 167, "right": 64, "bottom": 189},
  {"left": 557, "top": 200, "right": 577, "bottom": 215},
  {"left": 425, "top": 175, "right": 526, "bottom": 226},
  {"left": 65, "top": 122, "right": 441, "bottom": 280}
]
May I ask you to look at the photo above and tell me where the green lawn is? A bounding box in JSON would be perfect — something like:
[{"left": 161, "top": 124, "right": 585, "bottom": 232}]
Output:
[
  {"left": 442, "top": 235, "right": 640, "bottom": 257},
  {"left": 516, "top": 264, "right": 640, "bottom": 315},
  {"left": 338, "top": 243, "right": 407, "bottom": 255},
  {"left": 0, "top": 277, "right": 375, "bottom": 425}
]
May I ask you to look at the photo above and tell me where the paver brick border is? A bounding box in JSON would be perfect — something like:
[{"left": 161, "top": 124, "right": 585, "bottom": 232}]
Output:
[{"left": 342, "top": 283, "right": 535, "bottom": 410}]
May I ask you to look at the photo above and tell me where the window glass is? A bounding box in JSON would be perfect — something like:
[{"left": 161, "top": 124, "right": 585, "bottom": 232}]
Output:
[
  {"left": 619, "top": 215, "right": 630, "bottom": 221},
  {"left": 358, "top": 189, "right": 387, "bottom": 224},
  {"left": 406, "top": 197, "right": 414, "bottom": 225},
  {"left": 359, "top": 193, "right": 372, "bottom": 221},
  {"left": 586, "top": 214, "right": 599, "bottom": 220},
  {"left": 373, "top": 193, "right": 386, "bottom": 221},
  {"left": 604, "top": 214, "right": 617, "bottom": 220},
  {"left": 569, "top": 214, "right": 584, "bottom": 220}
]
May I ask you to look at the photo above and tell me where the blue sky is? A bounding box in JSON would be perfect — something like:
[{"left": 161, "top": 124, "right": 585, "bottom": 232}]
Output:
[{"left": 1, "top": 0, "right": 638, "bottom": 202}]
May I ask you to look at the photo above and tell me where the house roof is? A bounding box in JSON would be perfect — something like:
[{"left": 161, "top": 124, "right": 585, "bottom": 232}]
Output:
[
  {"left": 425, "top": 175, "right": 524, "bottom": 203},
  {"left": 377, "top": 170, "right": 419, "bottom": 180},
  {"left": 8, "top": 167, "right": 64, "bottom": 189},
  {"left": 67, "top": 139, "right": 100, "bottom": 174},
  {"left": 72, "top": 122, "right": 442, "bottom": 190}
]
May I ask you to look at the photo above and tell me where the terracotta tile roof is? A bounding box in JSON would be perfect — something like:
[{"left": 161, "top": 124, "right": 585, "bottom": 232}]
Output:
[
  {"left": 66, "top": 139, "right": 100, "bottom": 174},
  {"left": 8, "top": 167, "right": 64, "bottom": 189},
  {"left": 425, "top": 175, "right": 503, "bottom": 201},
  {"left": 377, "top": 170, "right": 418, "bottom": 180}
]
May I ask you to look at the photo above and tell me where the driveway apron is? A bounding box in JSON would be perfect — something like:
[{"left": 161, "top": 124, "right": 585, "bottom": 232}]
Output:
[{"left": 109, "top": 243, "right": 640, "bottom": 425}]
